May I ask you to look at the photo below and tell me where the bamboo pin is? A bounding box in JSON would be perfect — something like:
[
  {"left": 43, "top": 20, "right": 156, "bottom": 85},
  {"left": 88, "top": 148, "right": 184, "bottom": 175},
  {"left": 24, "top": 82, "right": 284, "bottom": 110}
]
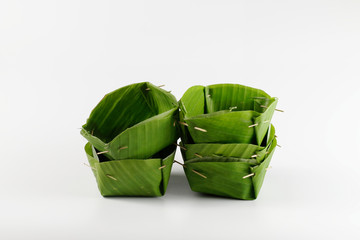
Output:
[
  {"left": 106, "top": 174, "right": 117, "bottom": 181},
  {"left": 191, "top": 169, "right": 207, "bottom": 179},
  {"left": 97, "top": 150, "right": 109, "bottom": 155},
  {"left": 229, "top": 106, "right": 237, "bottom": 111},
  {"left": 173, "top": 143, "right": 187, "bottom": 150},
  {"left": 83, "top": 163, "right": 96, "bottom": 171},
  {"left": 242, "top": 173, "right": 255, "bottom": 179},
  {"left": 178, "top": 121, "right": 189, "bottom": 127},
  {"left": 260, "top": 105, "right": 284, "bottom": 112},
  {"left": 194, "top": 127, "right": 207, "bottom": 132},
  {"left": 173, "top": 160, "right": 207, "bottom": 179}
]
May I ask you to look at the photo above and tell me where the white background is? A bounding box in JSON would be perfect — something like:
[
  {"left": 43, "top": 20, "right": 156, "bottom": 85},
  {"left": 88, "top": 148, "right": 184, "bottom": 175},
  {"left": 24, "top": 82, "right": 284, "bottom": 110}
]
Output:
[{"left": 1, "top": 0, "right": 360, "bottom": 239}]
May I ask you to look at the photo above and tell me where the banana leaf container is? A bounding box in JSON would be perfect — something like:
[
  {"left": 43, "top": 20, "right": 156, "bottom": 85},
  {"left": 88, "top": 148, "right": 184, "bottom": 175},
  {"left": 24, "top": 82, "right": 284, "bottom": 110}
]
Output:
[
  {"left": 85, "top": 143, "right": 175, "bottom": 197},
  {"left": 81, "top": 82, "right": 179, "bottom": 196},
  {"left": 81, "top": 82, "right": 179, "bottom": 160},
  {"left": 181, "top": 125, "right": 277, "bottom": 200},
  {"left": 179, "top": 84, "right": 278, "bottom": 145}
]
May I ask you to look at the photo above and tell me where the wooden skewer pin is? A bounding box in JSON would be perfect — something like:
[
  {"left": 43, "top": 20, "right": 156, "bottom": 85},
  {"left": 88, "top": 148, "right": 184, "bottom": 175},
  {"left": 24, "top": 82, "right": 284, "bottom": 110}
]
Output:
[
  {"left": 191, "top": 169, "right": 207, "bottom": 179},
  {"left": 97, "top": 150, "right": 109, "bottom": 155},
  {"left": 242, "top": 173, "right": 255, "bottom": 179},
  {"left": 229, "top": 106, "right": 237, "bottom": 112},
  {"left": 260, "top": 105, "right": 284, "bottom": 112},
  {"left": 173, "top": 160, "right": 207, "bottom": 179},
  {"left": 248, "top": 123, "right": 258, "bottom": 128},
  {"left": 194, "top": 127, "right": 207, "bottom": 132},
  {"left": 174, "top": 160, "right": 183, "bottom": 165},
  {"left": 178, "top": 121, "right": 189, "bottom": 127},
  {"left": 83, "top": 163, "right": 96, "bottom": 171},
  {"left": 106, "top": 174, "right": 117, "bottom": 181},
  {"left": 174, "top": 143, "right": 187, "bottom": 150}
]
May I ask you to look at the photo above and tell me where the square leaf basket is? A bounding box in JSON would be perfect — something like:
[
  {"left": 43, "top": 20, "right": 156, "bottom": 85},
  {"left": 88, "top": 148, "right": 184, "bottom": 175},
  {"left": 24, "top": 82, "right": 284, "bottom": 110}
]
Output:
[
  {"left": 85, "top": 143, "right": 175, "bottom": 196},
  {"left": 178, "top": 84, "right": 279, "bottom": 199},
  {"left": 81, "top": 82, "right": 179, "bottom": 197}
]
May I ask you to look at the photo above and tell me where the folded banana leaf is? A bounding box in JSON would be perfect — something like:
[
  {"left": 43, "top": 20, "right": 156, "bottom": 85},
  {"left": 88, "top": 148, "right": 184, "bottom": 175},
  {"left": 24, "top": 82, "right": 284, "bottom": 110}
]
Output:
[
  {"left": 85, "top": 142, "right": 175, "bottom": 197},
  {"left": 179, "top": 84, "right": 277, "bottom": 145},
  {"left": 81, "top": 82, "right": 179, "bottom": 160},
  {"left": 183, "top": 129, "right": 277, "bottom": 200},
  {"left": 181, "top": 125, "right": 275, "bottom": 164}
]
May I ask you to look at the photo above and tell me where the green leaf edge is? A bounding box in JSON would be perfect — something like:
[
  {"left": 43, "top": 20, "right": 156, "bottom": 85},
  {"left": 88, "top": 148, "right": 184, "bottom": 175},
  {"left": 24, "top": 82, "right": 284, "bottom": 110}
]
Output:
[{"left": 181, "top": 125, "right": 275, "bottom": 164}]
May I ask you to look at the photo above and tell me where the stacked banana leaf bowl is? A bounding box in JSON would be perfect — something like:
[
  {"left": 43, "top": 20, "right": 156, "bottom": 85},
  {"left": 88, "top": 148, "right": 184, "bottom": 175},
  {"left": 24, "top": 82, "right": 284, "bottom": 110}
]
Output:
[{"left": 81, "top": 82, "right": 281, "bottom": 200}]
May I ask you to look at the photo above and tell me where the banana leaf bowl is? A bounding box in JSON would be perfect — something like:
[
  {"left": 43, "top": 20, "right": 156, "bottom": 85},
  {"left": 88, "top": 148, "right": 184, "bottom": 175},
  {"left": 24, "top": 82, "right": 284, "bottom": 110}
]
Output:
[
  {"left": 179, "top": 84, "right": 277, "bottom": 145},
  {"left": 81, "top": 82, "right": 179, "bottom": 160},
  {"left": 182, "top": 125, "right": 277, "bottom": 200},
  {"left": 85, "top": 143, "right": 176, "bottom": 197}
]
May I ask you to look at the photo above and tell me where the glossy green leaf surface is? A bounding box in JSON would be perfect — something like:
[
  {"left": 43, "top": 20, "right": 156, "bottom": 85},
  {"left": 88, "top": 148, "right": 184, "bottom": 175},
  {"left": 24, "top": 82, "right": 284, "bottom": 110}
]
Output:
[
  {"left": 81, "top": 82, "right": 179, "bottom": 160},
  {"left": 181, "top": 125, "right": 275, "bottom": 164},
  {"left": 183, "top": 136, "right": 277, "bottom": 200},
  {"left": 85, "top": 143, "right": 175, "bottom": 197},
  {"left": 179, "top": 84, "right": 277, "bottom": 145}
]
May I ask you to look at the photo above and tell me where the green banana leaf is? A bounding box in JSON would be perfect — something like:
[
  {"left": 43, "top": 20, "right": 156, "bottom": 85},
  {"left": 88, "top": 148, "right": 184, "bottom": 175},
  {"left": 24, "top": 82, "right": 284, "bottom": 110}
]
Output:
[
  {"left": 81, "top": 82, "right": 179, "bottom": 160},
  {"left": 183, "top": 135, "right": 277, "bottom": 200},
  {"left": 185, "top": 156, "right": 260, "bottom": 165},
  {"left": 181, "top": 125, "right": 275, "bottom": 164},
  {"left": 85, "top": 142, "right": 175, "bottom": 197},
  {"left": 179, "top": 84, "right": 277, "bottom": 145}
]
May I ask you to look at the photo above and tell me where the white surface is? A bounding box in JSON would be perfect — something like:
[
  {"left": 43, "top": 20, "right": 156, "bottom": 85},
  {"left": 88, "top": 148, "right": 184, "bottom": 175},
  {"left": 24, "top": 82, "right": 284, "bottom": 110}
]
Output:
[{"left": 1, "top": 1, "right": 360, "bottom": 239}]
